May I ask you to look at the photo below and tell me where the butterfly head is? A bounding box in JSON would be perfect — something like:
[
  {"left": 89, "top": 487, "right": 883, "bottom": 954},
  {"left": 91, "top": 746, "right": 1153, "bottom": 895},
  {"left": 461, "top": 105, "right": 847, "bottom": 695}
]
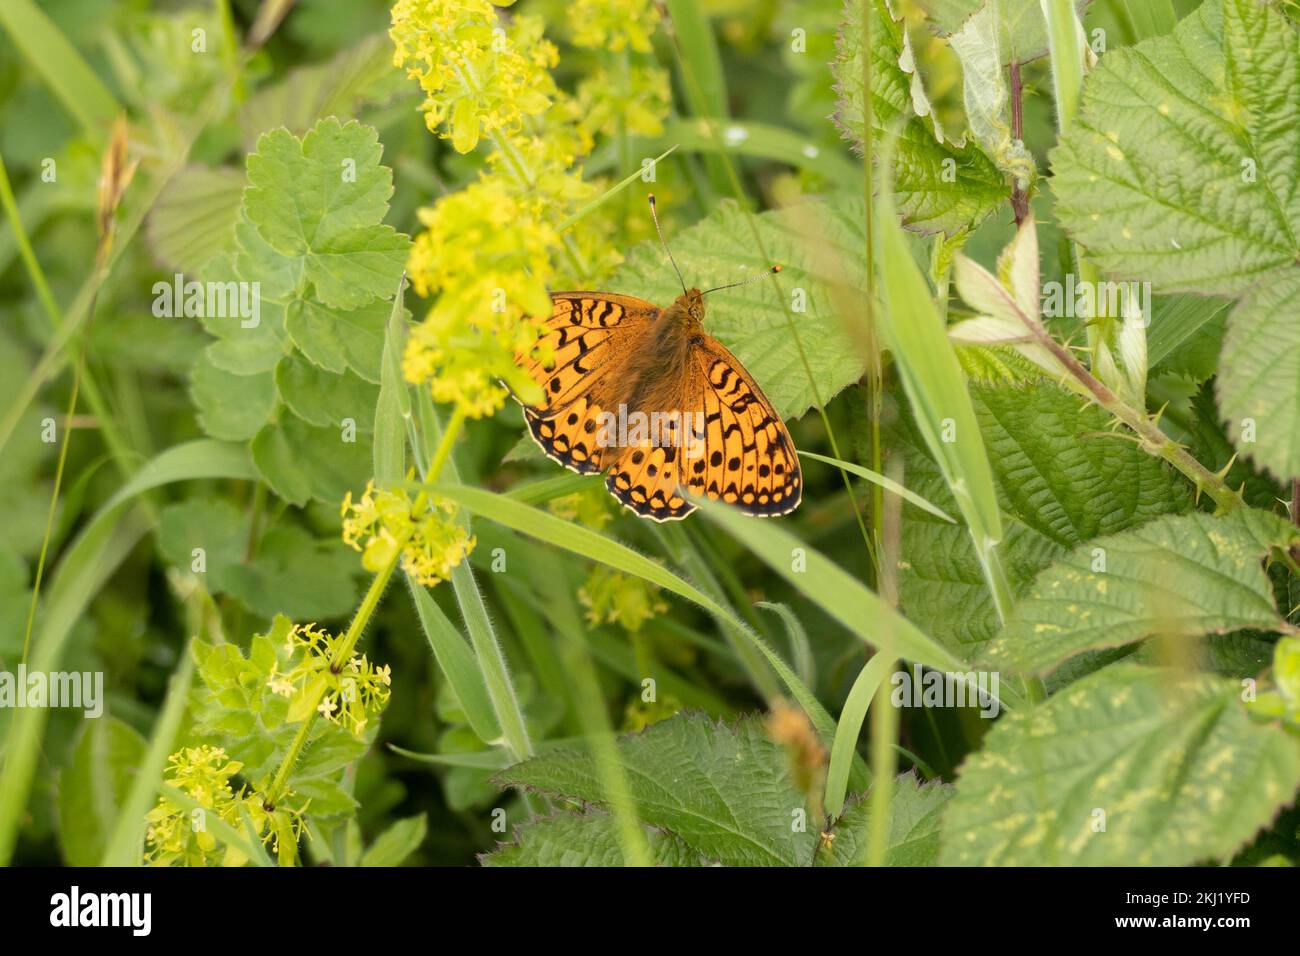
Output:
[{"left": 675, "top": 288, "right": 706, "bottom": 322}]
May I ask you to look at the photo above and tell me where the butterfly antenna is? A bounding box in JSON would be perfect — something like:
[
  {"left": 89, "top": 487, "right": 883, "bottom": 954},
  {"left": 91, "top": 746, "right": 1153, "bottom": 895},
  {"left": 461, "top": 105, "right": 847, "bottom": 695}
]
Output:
[
  {"left": 648, "top": 194, "right": 688, "bottom": 296},
  {"left": 702, "top": 265, "right": 781, "bottom": 296}
]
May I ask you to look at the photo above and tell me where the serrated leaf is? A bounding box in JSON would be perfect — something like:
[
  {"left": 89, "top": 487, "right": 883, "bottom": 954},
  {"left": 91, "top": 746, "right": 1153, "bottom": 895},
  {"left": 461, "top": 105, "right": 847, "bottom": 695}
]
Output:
[
  {"left": 609, "top": 197, "right": 867, "bottom": 420},
  {"left": 285, "top": 296, "right": 395, "bottom": 384},
  {"left": 58, "top": 719, "right": 147, "bottom": 867},
  {"left": 251, "top": 415, "right": 371, "bottom": 506},
  {"left": 275, "top": 354, "right": 378, "bottom": 432},
  {"left": 982, "top": 509, "right": 1299, "bottom": 674},
  {"left": 189, "top": 348, "right": 276, "bottom": 441},
  {"left": 497, "top": 713, "right": 818, "bottom": 866},
  {"left": 833, "top": 0, "right": 1006, "bottom": 234},
  {"left": 1051, "top": 0, "right": 1300, "bottom": 295},
  {"left": 816, "top": 773, "right": 951, "bottom": 866},
  {"left": 1217, "top": 272, "right": 1300, "bottom": 480},
  {"left": 899, "top": 383, "right": 1193, "bottom": 650},
  {"left": 482, "top": 812, "right": 705, "bottom": 867},
  {"left": 940, "top": 664, "right": 1300, "bottom": 865},
  {"left": 241, "top": 118, "right": 410, "bottom": 310}
]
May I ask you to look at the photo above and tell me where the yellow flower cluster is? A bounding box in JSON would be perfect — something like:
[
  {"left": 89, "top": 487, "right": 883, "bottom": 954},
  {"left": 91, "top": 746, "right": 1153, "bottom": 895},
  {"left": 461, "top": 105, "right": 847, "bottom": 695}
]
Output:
[
  {"left": 391, "top": 0, "right": 669, "bottom": 418},
  {"left": 342, "top": 481, "right": 475, "bottom": 587},
  {"left": 578, "top": 564, "right": 669, "bottom": 633},
  {"left": 272, "top": 623, "right": 393, "bottom": 738},
  {"left": 144, "top": 746, "right": 306, "bottom": 867}
]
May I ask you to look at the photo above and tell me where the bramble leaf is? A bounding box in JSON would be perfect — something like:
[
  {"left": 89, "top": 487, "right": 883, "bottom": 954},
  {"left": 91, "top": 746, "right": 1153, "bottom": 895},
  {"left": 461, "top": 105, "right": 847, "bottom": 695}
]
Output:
[
  {"left": 482, "top": 812, "right": 705, "bottom": 867},
  {"left": 981, "top": 509, "right": 1299, "bottom": 674},
  {"left": 940, "top": 664, "right": 1300, "bottom": 865},
  {"left": 898, "top": 383, "right": 1192, "bottom": 651}
]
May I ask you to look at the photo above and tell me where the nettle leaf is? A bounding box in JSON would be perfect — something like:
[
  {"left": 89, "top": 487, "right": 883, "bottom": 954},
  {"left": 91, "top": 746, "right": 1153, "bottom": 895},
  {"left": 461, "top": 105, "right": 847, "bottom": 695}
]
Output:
[
  {"left": 252, "top": 414, "right": 371, "bottom": 506},
  {"left": 833, "top": 0, "right": 1005, "bottom": 234},
  {"left": 58, "top": 718, "right": 147, "bottom": 867},
  {"left": 609, "top": 197, "right": 868, "bottom": 421},
  {"left": 243, "top": 118, "right": 409, "bottom": 310},
  {"left": 898, "top": 383, "right": 1192, "bottom": 652},
  {"left": 189, "top": 348, "right": 276, "bottom": 442},
  {"left": 940, "top": 664, "right": 1300, "bottom": 865},
  {"left": 1053, "top": 0, "right": 1300, "bottom": 294},
  {"left": 482, "top": 812, "right": 706, "bottom": 867},
  {"left": 497, "top": 713, "right": 819, "bottom": 866},
  {"left": 158, "top": 499, "right": 359, "bottom": 619},
  {"left": 981, "top": 509, "right": 1300, "bottom": 675},
  {"left": 815, "top": 774, "right": 951, "bottom": 867},
  {"left": 1217, "top": 272, "right": 1300, "bottom": 481},
  {"left": 275, "top": 354, "right": 378, "bottom": 432}
]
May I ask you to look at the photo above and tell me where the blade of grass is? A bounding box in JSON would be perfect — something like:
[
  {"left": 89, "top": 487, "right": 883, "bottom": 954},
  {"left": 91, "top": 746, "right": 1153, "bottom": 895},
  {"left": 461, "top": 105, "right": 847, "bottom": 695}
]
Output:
[
  {"left": 0, "top": 440, "right": 256, "bottom": 863},
  {"left": 100, "top": 653, "right": 196, "bottom": 865},
  {"left": 373, "top": 277, "right": 409, "bottom": 486},
  {"left": 799, "top": 450, "right": 956, "bottom": 523},
  {"left": 874, "top": 125, "right": 1015, "bottom": 624},
  {"left": 406, "top": 576, "right": 502, "bottom": 745},
  {"left": 659, "top": 119, "right": 859, "bottom": 190},
  {"left": 557, "top": 145, "right": 678, "bottom": 233},
  {"left": 1105, "top": 0, "right": 1177, "bottom": 41},
  {"left": 0, "top": 0, "right": 120, "bottom": 136},
  {"left": 690, "top": 495, "right": 1022, "bottom": 709},
  {"left": 431, "top": 482, "right": 849, "bottom": 751},
  {"left": 825, "top": 651, "right": 895, "bottom": 819},
  {"left": 663, "top": 0, "right": 731, "bottom": 196},
  {"left": 755, "top": 601, "right": 815, "bottom": 690}
]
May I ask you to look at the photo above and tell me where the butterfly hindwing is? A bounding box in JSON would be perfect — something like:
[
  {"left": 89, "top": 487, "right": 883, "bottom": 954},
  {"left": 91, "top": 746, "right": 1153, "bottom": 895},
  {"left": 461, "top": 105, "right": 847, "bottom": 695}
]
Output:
[
  {"left": 605, "top": 442, "right": 694, "bottom": 521},
  {"left": 687, "top": 336, "right": 801, "bottom": 517}
]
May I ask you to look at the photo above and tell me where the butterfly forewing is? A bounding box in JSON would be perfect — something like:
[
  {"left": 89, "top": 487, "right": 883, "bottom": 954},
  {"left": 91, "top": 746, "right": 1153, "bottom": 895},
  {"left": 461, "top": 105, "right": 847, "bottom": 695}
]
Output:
[{"left": 517, "top": 291, "right": 800, "bottom": 522}]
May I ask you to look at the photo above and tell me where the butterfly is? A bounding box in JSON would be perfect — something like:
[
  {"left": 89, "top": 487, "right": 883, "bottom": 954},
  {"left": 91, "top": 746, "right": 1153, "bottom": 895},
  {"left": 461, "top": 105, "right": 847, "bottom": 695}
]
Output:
[{"left": 513, "top": 196, "right": 801, "bottom": 522}]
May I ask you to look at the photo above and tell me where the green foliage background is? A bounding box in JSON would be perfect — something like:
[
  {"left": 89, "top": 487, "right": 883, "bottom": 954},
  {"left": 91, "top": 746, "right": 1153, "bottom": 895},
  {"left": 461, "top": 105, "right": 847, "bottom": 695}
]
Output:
[{"left": 0, "top": 0, "right": 1298, "bottom": 867}]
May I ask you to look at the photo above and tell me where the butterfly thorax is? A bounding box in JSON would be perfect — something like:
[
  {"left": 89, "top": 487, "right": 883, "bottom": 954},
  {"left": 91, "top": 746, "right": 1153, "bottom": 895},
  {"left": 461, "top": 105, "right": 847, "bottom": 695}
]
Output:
[{"left": 615, "top": 289, "right": 706, "bottom": 416}]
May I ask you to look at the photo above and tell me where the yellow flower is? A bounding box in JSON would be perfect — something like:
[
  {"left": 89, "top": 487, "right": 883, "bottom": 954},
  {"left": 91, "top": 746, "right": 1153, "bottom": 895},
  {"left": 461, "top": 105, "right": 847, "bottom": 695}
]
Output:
[
  {"left": 342, "top": 480, "right": 476, "bottom": 587},
  {"left": 569, "top": 0, "right": 661, "bottom": 53},
  {"left": 274, "top": 623, "right": 395, "bottom": 738},
  {"left": 578, "top": 565, "right": 668, "bottom": 633}
]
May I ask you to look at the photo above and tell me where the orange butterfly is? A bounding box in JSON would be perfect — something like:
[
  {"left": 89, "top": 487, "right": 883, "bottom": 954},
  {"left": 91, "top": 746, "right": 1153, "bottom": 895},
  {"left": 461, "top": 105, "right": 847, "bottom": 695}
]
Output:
[{"left": 513, "top": 196, "right": 802, "bottom": 522}]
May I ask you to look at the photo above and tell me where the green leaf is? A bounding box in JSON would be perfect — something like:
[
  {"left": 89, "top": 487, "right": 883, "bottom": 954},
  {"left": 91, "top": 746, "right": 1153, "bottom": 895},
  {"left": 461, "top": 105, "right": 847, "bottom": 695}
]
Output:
[
  {"left": 220, "top": 525, "right": 359, "bottom": 620},
  {"left": 817, "top": 773, "right": 951, "bottom": 866},
  {"left": 498, "top": 713, "right": 819, "bottom": 866},
  {"left": 899, "top": 383, "right": 1192, "bottom": 651},
  {"left": 275, "top": 354, "right": 379, "bottom": 432},
  {"left": 360, "top": 814, "right": 427, "bottom": 866},
  {"left": 1217, "top": 272, "right": 1300, "bottom": 481},
  {"left": 237, "top": 34, "right": 407, "bottom": 149},
  {"left": 189, "top": 348, "right": 276, "bottom": 442},
  {"left": 242, "top": 118, "right": 410, "bottom": 310},
  {"left": 609, "top": 197, "right": 867, "bottom": 420},
  {"left": 982, "top": 509, "right": 1299, "bottom": 674},
  {"left": 482, "top": 812, "right": 705, "bottom": 867},
  {"left": 285, "top": 296, "right": 396, "bottom": 384},
  {"left": 58, "top": 719, "right": 147, "bottom": 867},
  {"left": 146, "top": 165, "right": 246, "bottom": 275},
  {"left": 373, "top": 284, "right": 409, "bottom": 486},
  {"left": 832, "top": 0, "right": 1005, "bottom": 235},
  {"left": 251, "top": 415, "right": 370, "bottom": 506},
  {"left": 923, "top": 0, "right": 1088, "bottom": 64},
  {"left": 1051, "top": 0, "right": 1300, "bottom": 295},
  {"left": 940, "top": 664, "right": 1300, "bottom": 865}
]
